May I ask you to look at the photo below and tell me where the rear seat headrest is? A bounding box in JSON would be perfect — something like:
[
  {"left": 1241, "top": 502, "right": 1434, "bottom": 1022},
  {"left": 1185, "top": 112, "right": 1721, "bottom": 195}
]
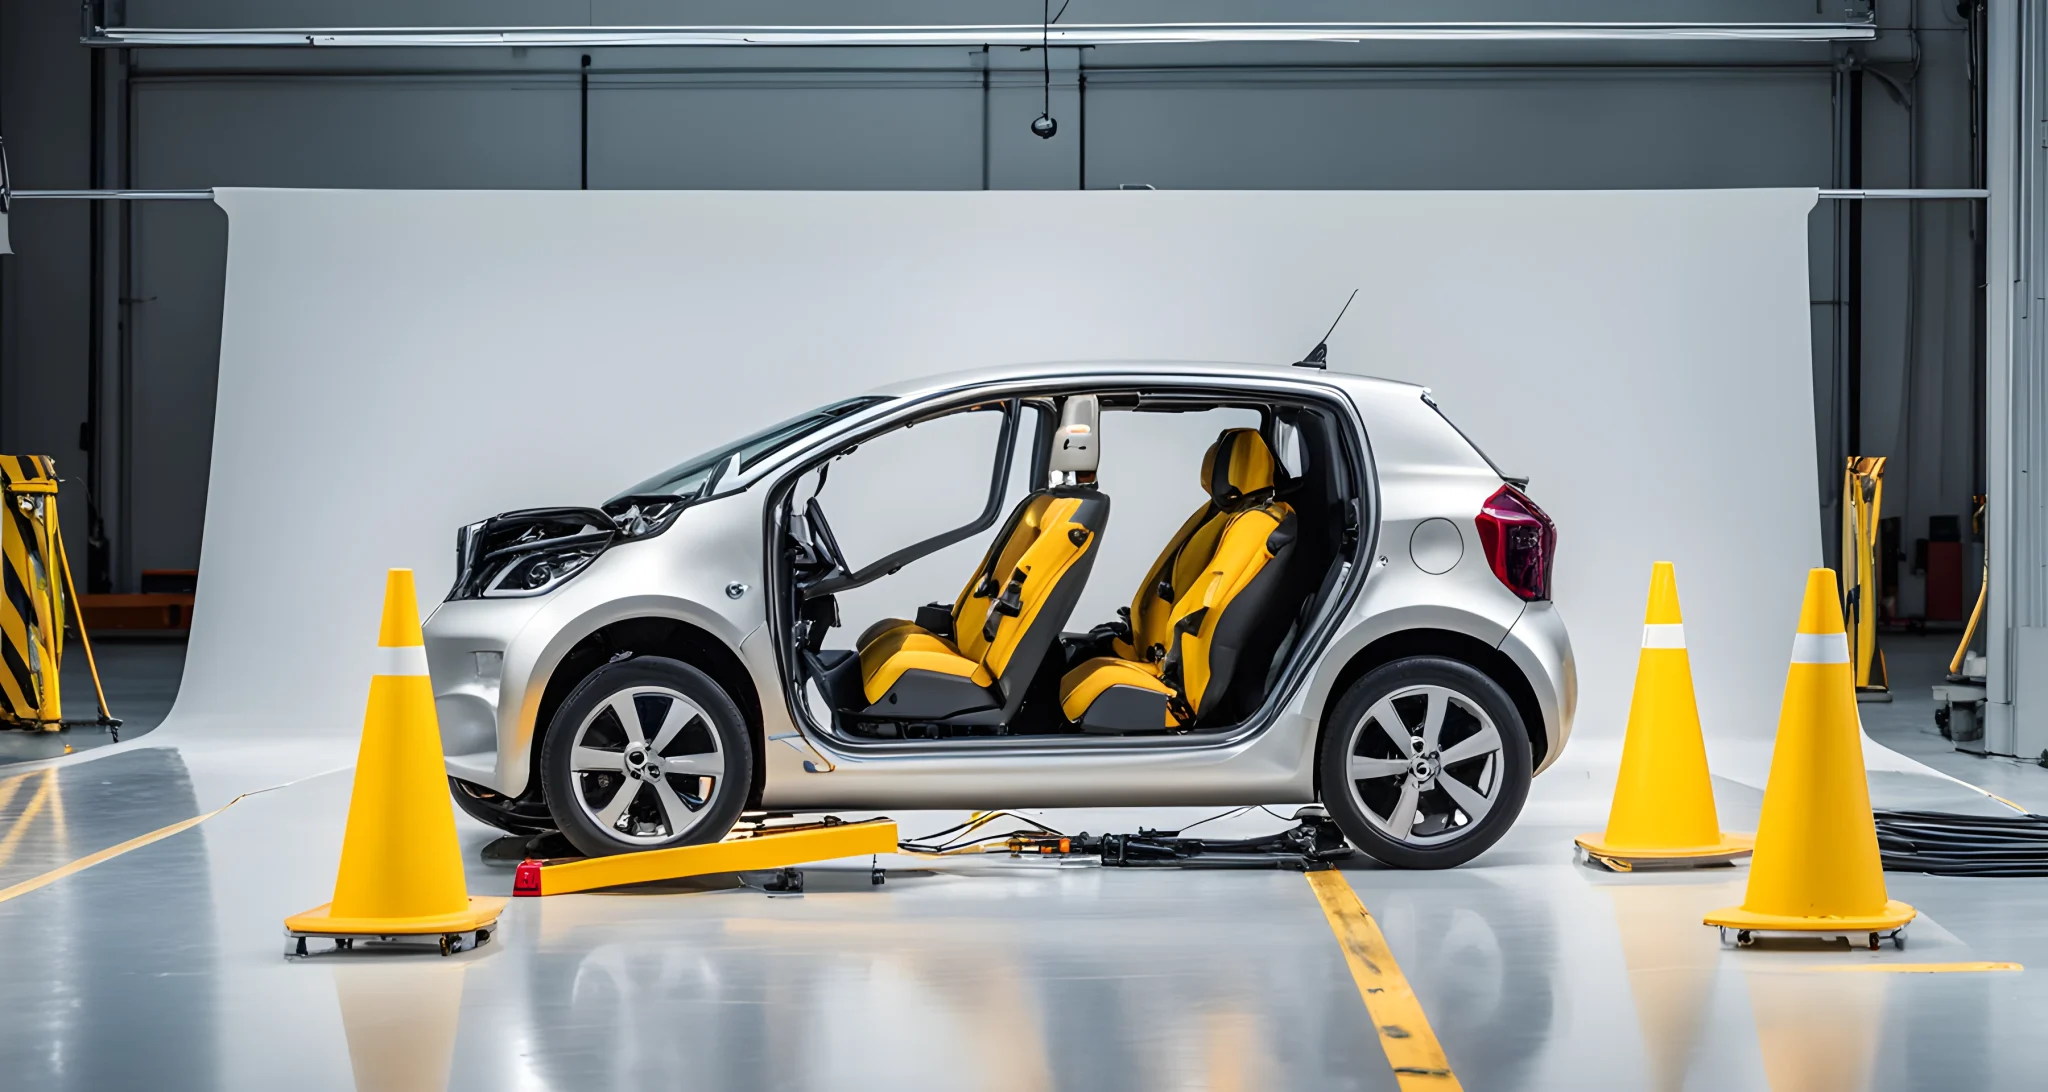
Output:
[
  {"left": 1201, "top": 428, "right": 1277, "bottom": 508},
  {"left": 1048, "top": 395, "right": 1101, "bottom": 477}
]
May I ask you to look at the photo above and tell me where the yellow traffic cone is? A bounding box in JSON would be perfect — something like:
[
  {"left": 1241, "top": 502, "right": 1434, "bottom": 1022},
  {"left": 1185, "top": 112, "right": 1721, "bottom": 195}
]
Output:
[
  {"left": 286, "top": 569, "right": 505, "bottom": 955},
  {"left": 1576, "top": 561, "right": 1753, "bottom": 869},
  {"left": 1704, "top": 568, "right": 1914, "bottom": 946}
]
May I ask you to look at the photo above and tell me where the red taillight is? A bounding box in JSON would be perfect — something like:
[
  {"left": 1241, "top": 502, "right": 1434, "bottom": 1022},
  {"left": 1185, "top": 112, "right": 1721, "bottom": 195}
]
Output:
[{"left": 1474, "top": 484, "right": 1555, "bottom": 601}]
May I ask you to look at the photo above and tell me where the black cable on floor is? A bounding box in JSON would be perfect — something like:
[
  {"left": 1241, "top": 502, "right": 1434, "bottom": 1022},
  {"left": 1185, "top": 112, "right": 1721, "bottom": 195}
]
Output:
[{"left": 1875, "top": 808, "right": 2048, "bottom": 877}]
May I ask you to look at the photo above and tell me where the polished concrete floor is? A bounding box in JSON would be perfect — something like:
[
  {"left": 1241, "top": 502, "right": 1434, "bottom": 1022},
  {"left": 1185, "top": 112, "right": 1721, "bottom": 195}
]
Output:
[
  {"left": 1857, "top": 633, "right": 2048, "bottom": 812},
  {"left": 0, "top": 632, "right": 2044, "bottom": 1090}
]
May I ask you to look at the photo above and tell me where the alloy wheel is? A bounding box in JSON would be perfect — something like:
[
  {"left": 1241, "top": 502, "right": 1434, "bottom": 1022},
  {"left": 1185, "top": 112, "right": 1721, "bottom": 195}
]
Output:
[
  {"left": 567, "top": 685, "right": 727, "bottom": 845},
  {"left": 1342, "top": 683, "right": 1505, "bottom": 846}
]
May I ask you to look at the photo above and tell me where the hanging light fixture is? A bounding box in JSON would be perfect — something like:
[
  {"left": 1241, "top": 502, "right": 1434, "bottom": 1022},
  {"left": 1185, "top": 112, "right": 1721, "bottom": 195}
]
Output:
[{"left": 1031, "top": 0, "right": 1057, "bottom": 138}]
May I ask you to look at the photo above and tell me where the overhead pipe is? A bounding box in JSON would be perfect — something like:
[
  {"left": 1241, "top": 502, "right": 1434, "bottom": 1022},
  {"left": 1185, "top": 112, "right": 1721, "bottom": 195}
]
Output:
[
  {"left": 4, "top": 189, "right": 1989, "bottom": 202},
  {"left": 9, "top": 189, "right": 215, "bottom": 200},
  {"left": 79, "top": 22, "right": 1878, "bottom": 50},
  {"left": 1819, "top": 188, "right": 1992, "bottom": 199}
]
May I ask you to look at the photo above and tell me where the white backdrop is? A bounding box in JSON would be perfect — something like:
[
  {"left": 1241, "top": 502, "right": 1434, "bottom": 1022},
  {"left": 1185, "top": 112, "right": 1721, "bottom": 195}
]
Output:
[{"left": 172, "top": 187, "right": 1822, "bottom": 775}]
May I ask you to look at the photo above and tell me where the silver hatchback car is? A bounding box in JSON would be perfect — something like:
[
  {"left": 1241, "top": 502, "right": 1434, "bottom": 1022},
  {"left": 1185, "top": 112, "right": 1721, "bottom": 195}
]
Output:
[{"left": 426, "top": 361, "right": 1575, "bottom": 869}]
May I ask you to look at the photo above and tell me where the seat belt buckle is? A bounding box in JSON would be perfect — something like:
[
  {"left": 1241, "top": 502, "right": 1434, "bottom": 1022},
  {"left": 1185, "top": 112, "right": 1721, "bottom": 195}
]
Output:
[{"left": 982, "top": 568, "right": 1028, "bottom": 641}]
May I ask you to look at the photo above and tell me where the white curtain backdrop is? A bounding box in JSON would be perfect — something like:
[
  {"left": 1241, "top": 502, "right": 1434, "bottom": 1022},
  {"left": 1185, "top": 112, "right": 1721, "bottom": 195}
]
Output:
[{"left": 172, "top": 187, "right": 1832, "bottom": 786}]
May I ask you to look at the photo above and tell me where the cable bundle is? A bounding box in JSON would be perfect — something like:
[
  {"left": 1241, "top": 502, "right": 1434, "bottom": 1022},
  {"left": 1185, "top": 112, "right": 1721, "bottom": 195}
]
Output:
[
  {"left": 897, "top": 806, "right": 1350, "bottom": 870},
  {"left": 897, "top": 811, "right": 1066, "bottom": 856},
  {"left": 1875, "top": 809, "right": 2048, "bottom": 877}
]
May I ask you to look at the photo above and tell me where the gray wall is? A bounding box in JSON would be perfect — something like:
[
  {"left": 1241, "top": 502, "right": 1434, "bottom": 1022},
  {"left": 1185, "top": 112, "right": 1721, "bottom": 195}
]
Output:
[
  {"left": 1, "top": 0, "right": 95, "bottom": 573},
  {"left": 1, "top": 2, "right": 1982, "bottom": 622}
]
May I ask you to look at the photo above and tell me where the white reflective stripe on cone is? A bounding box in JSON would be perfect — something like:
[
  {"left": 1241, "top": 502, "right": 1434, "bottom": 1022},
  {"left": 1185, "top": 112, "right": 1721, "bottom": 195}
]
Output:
[
  {"left": 1790, "top": 632, "right": 1851, "bottom": 665},
  {"left": 1641, "top": 623, "right": 1685, "bottom": 649},
  {"left": 371, "top": 645, "right": 431, "bottom": 677}
]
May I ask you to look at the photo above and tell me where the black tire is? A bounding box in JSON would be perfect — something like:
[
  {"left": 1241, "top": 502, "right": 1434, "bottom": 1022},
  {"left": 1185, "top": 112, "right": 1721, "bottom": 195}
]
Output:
[
  {"left": 1318, "top": 656, "right": 1532, "bottom": 870},
  {"left": 541, "top": 656, "right": 753, "bottom": 858},
  {"left": 449, "top": 777, "right": 557, "bottom": 837}
]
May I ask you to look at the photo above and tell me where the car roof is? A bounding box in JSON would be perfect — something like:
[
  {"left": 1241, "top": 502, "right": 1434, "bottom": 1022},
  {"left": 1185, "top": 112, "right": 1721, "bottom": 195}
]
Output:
[
  {"left": 862, "top": 359, "right": 1428, "bottom": 400},
  {"left": 729, "top": 359, "right": 1437, "bottom": 490}
]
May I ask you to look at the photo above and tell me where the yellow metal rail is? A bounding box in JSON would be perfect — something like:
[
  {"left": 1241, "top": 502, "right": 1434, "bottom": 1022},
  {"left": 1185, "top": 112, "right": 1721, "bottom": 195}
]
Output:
[{"left": 513, "top": 819, "right": 898, "bottom": 897}]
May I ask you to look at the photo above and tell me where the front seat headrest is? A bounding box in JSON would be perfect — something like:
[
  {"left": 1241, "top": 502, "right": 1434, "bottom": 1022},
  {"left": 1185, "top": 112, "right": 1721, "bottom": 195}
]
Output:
[
  {"left": 1201, "top": 427, "right": 1277, "bottom": 508},
  {"left": 1048, "top": 395, "right": 1101, "bottom": 478}
]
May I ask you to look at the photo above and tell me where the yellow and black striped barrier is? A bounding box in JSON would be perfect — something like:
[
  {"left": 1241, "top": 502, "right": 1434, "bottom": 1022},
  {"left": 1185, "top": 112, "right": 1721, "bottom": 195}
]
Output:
[{"left": 0, "top": 456, "right": 115, "bottom": 735}]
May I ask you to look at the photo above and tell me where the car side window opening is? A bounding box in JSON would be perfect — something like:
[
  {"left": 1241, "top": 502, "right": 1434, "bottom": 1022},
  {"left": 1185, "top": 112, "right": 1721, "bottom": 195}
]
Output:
[
  {"left": 1076, "top": 405, "right": 1262, "bottom": 629},
  {"left": 807, "top": 404, "right": 1042, "bottom": 639},
  {"left": 782, "top": 390, "right": 1361, "bottom": 744},
  {"left": 1270, "top": 416, "right": 1304, "bottom": 478}
]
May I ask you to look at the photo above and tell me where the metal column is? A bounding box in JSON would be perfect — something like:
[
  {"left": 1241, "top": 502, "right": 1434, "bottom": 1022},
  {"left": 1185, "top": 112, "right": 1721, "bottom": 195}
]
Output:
[{"left": 1984, "top": 0, "right": 2048, "bottom": 759}]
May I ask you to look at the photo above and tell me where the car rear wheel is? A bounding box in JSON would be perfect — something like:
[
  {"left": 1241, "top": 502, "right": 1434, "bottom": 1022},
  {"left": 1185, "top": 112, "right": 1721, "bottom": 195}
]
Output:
[
  {"left": 1318, "top": 656, "right": 1532, "bottom": 870},
  {"left": 541, "top": 656, "right": 753, "bottom": 858}
]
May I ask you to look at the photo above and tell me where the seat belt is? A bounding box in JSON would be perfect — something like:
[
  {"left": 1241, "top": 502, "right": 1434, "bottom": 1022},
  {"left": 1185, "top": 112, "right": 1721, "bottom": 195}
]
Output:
[
  {"left": 981, "top": 566, "right": 1030, "bottom": 643},
  {"left": 970, "top": 495, "right": 1039, "bottom": 602},
  {"left": 1156, "top": 605, "right": 1208, "bottom": 725}
]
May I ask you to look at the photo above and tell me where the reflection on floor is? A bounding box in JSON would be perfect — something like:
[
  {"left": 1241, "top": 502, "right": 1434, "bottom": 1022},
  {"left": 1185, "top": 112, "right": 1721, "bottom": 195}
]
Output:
[
  {"left": 0, "top": 638, "right": 186, "bottom": 766},
  {"left": 0, "top": 735, "right": 2042, "bottom": 1092}
]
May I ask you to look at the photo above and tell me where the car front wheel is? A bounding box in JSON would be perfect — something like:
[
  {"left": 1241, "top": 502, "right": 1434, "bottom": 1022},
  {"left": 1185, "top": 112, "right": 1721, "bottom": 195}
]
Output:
[
  {"left": 541, "top": 656, "right": 753, "bottom": 858},
  {"left": 1318, "top": 656, "right": 1532, "bottom": 869}
]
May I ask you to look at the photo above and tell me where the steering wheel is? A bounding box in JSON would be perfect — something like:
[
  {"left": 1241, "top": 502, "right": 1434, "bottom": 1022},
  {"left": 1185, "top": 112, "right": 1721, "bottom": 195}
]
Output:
[{"left": 804, "top": 496, "right": 852, "bottom": 578}]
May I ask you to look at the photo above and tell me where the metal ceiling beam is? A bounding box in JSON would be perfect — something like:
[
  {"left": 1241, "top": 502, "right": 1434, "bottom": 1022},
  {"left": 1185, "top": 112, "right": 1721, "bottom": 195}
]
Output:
[{"left": 81, "top": 21, "right": 1878, "bottom": 50}]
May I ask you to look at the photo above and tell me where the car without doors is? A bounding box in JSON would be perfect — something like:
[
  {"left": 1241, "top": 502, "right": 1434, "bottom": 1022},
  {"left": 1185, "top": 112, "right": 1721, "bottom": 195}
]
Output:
[{"left": 426, "top": 361, "right": 1575, "bottom": 869}]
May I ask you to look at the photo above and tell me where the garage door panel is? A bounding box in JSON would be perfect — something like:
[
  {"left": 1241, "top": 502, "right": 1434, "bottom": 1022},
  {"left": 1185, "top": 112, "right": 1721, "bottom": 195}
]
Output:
[
  {"left": 1082, "top": 73, "right": 1832, "bottom": 191},
  {"left": 133, "top": 78, "right": 580, "bottom": 189},
  {"left": 589, "top": 74, "right": 981, "bottom": 189}
]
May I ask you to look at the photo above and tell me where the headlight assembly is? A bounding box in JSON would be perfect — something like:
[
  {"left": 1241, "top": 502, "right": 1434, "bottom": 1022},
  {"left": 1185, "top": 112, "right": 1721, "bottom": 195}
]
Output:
[
  {"left": 449, "top": 509, "right": 617, "bottom": 601},
  {"left": 482, "top": 536, "right": 608, "bottom": 597},
  {"left": 447, "top": 493, "right": 693, "bottom": 603}
]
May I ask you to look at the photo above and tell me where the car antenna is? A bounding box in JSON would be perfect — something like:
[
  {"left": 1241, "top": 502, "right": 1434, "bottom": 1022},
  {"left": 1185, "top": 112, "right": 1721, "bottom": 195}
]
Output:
[{"left": 1293, "top": 289, "right": 1359, "bottom": 370}]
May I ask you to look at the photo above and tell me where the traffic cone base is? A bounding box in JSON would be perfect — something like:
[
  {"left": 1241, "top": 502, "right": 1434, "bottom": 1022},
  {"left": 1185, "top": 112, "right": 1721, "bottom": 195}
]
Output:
[
  {"left": 285, "top": 897, "right": 506, "bottom": 937},
  {"left": 1703, "top": 899, "right": 1915, "bottom": 934},
  {"left": 1575, "top": 830, "right": 1754, "bottom": 869}
]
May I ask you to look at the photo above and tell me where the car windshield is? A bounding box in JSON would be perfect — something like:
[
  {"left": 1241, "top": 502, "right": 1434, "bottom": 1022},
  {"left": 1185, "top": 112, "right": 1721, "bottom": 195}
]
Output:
[{"left": 610, "top": 397, "right": 884, "bottom": 502}]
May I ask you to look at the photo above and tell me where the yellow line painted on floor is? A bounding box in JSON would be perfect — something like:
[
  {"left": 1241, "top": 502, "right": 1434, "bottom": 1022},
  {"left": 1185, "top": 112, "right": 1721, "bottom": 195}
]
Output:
[
  {"left": 0, "top": 792, "right": 249, "bottom": 907},
  {"left": 0, "top": 766, "right": 343, "bottom": 908},
  {"left": 1805, "top": 961, "right": 2022, "bottom": 974},
  {"left": 1306, "top": 869, "right": 1463, "bottom": 1090},
  {"left": 0, "top": 768, "right": 34, "bottom": 814},
  {"left": 0, "top": 774, "right": 56, "bottom": 872}
]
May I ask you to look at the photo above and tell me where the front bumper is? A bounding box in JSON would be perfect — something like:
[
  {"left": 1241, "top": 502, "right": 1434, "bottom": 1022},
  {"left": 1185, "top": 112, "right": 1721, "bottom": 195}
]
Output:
[
  {"left": 1500, "top": 600, "right": 1576, "bottom": 774},
  {"left": 425, "top": 595, "right": 550, "bottom": 792}
]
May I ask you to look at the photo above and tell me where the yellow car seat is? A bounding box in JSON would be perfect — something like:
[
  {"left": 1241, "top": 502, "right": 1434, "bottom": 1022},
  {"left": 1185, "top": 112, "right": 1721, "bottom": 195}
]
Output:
[
  {"left": 1059, "top": 427, "right": 1298, "bottom": 732},
  {"left": 852, "top": 397, "right": 1108, "bottom": 725}
]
